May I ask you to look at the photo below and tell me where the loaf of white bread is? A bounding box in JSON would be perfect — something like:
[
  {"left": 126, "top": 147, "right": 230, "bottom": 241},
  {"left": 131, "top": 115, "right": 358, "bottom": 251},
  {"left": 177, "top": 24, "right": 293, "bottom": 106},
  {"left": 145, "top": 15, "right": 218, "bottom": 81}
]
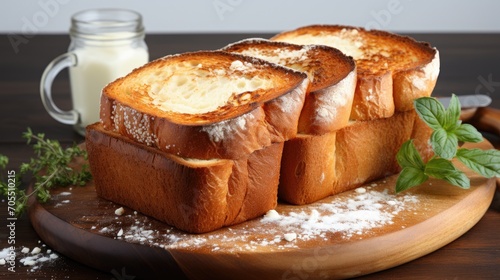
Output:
[{"left": 86, "top": 25, "right": 439, "bottom": 233}]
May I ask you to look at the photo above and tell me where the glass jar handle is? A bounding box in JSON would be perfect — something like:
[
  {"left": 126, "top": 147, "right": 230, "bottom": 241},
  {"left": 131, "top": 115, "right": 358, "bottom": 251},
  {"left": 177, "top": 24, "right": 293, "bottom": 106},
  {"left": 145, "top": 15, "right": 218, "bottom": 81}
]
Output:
[{"left": 40, "top": 53, "right": 79, "bottom": 125}]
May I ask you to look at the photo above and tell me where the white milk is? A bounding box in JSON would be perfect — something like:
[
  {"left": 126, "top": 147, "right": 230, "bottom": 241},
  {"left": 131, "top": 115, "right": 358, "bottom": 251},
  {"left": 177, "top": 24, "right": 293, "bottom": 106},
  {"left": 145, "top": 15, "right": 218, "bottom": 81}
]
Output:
[
  {"left": 40, "top": 9, "right": 148, "bottom": 136},
  {"left": 69, "top": 44, "right": 148, "bottom": 128}
]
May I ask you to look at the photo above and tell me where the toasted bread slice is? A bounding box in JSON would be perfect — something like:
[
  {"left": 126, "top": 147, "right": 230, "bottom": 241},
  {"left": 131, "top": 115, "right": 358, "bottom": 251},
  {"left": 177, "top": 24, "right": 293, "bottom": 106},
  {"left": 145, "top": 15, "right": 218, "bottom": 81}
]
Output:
[
  {"left": 272, "top": 25, "right": 440, "bottom": 120},
  {"left": 222, "top": 39, "right": 356, "bottom": 134},
  {"left": 86, "top": 123, "right": 283, "bottom": 233},
  {"left": 100, "top": 51, "right": 308, "bottom": 159}
]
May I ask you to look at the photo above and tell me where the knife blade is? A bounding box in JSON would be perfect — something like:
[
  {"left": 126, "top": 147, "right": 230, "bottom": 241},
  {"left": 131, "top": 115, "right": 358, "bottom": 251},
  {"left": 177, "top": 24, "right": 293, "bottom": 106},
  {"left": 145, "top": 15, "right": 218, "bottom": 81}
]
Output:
[{"left": 437, "top": 94, "right": 492, "bottom": 109}]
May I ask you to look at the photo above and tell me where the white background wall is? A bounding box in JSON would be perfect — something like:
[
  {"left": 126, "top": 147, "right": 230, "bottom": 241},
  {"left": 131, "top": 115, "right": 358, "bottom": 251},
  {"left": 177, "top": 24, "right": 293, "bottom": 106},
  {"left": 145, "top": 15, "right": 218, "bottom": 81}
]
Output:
[{"left": 2, "top": 0, "right": 500, "bottom": 34}]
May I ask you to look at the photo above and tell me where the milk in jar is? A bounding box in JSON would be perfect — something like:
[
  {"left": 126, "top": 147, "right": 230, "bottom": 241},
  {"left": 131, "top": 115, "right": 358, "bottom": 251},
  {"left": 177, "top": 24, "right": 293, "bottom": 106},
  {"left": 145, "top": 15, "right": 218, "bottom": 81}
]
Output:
[
  {"left": 69, "top": 38, "right": 148, "bottom": 128},
  {"left": 39, "top": 9, "right": 148, "bottom": 136}
]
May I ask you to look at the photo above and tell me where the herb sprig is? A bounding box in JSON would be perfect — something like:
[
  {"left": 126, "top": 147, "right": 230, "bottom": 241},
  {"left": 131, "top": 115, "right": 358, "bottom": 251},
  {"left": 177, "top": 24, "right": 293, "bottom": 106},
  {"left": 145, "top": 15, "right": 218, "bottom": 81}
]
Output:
[
  {"left": 396, "top": 94, "right": 500, "bottom": 193},
  {"left": 0, "top": 128, "right": 92, "bottom": 215}
]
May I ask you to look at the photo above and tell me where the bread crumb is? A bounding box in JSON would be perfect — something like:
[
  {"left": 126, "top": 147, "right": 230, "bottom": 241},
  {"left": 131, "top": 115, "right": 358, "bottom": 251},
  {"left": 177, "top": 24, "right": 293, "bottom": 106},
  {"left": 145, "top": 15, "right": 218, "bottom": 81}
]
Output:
[
  {"left": 115, "top": 207, "right": 125, "bottom": 216},
  {"left": 31, "top": 247, "right": 41, "bottom": 255},
  {"left": 24, "top": 259, "right": 36, "bottom": 266},
  {"left": 355, "top": 187, "right": 366, "bottom": 194},
  {"left": 3, "top": 243, "right": 60, "bottom": 271},
  {"left": 117, "top": 228, "right": 124, "bottom": 237},
  {"left": 38, "top": 256, "right": 50, "bottom": 263},
  {"left": 264, "top": 209, "right": 280, "bottom": 219},
  {"left": 284, "top": 233, "right": 297, "bottom": 242}
]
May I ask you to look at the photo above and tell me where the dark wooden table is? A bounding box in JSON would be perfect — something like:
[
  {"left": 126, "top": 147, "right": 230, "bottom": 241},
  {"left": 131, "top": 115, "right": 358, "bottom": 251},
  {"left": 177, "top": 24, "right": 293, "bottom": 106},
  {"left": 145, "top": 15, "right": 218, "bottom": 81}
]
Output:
[{"left": 0, "top": 33, "right": 499, "bottom": 279}]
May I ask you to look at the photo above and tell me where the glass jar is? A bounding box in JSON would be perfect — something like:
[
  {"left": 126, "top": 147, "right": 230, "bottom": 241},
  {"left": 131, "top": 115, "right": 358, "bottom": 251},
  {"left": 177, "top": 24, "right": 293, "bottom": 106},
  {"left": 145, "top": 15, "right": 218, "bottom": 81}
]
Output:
[{"left": 40, "top": 9, "right": 149, "bottom": 135}]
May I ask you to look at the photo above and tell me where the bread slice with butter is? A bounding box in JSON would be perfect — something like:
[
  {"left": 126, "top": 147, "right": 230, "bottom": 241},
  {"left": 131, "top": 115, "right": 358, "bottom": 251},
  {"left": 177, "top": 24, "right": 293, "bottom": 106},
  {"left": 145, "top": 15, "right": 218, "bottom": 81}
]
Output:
[
  {"left": 100, "top": 51, "right": 308, "bottom": 159},
  {"left": 222, "top": 39, "right": 357, "bottom": 135},
  {"left": 271, "top": 24, "right": 440, "bottom": 120}
]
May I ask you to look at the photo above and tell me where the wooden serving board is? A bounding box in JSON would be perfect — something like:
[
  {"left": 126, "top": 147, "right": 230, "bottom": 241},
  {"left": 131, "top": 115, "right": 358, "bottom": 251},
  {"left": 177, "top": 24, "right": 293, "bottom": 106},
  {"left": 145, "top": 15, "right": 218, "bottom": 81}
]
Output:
[{"left": 28, "top": 141, "right": 497, "bottom": 280}]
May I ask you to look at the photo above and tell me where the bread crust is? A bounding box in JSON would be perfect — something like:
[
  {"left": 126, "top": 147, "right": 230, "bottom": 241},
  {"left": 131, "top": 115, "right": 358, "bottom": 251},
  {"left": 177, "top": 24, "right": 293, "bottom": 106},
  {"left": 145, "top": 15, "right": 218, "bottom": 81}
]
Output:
[
  {"left": 410, "top": 110, "right": 435, "bottom": 162},
  {"left": 350, "top": 71, "right": 394, "bottom": 120},
  {"left": 271, "top": 24, "right": 439, "bottom": 120},
  {"left": 393, "top": 50, "right": 440, "bottom": 111},
  {"left": 223, "top": 39, "right": 357, "bottom": 135},
  {"left": 279, "top": 111, "right": 417, "bottom": 205},
  {"left": 86, "top": 123, "right": 283, "bottom": 233},
  {"left": 279, "top": 132, "right": 336, "bottom": 205},
  {"left": 333, "top": 111, "right": 415, "bottom": 194},
  {"left": 100, "top": 51, "right": 308, "bottom": 159}
]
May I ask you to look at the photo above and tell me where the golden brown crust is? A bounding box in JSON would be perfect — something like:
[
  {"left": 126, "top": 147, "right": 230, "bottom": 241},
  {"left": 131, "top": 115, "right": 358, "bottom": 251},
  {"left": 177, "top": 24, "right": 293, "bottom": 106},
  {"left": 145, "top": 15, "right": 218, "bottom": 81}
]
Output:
[
  {"left": 392, "top": 50, "right": 440, "bottom": 111},
  {"left": 350, "top": 71, "right": 394, "bottom": 120},
  {"left": 279, "top": 133, "right": 336, "bottom": 205},
  {"left": 297, "top": 70, "right": 356, "bottom": 134},
  {"left": 271, "top": 24, "right": 440, "bottom": 120},
  {"left": 410, "top": 110, "right": 435, "bottom": 162},
  {"left": 333, "top": 111, "right": 415, "bottom": 194},
  {"left": 278, "top": 111, "right": 418, "bottom": 205},
  {"left": 86, "top": 123, "right": 283, "bottom": 233},
  {"left": 231, "top": 141, "right": 283, "bottom": 224},
  {"left": 100, "top": 51, "right": 308, "bottom": 159}
]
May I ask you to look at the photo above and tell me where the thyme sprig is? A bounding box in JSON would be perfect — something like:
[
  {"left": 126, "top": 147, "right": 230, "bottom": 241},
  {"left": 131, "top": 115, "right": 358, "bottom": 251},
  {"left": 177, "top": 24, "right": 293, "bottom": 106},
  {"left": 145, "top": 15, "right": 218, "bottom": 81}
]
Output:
[{"left": 0, "top": 128, "right": 92, "bottom": 216}]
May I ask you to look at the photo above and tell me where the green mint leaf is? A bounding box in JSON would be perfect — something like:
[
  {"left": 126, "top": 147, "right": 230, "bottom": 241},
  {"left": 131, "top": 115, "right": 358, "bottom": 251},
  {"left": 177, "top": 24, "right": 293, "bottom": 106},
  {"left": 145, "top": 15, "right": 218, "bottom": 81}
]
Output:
[
  {"left": 443, "top": 94, "right": 461, "bottom": 131},
  {"left": 396, "top": 167, "right": 429, "bottom": 193},
  {"left": 414, "top": 97, "right": 446, "bottom": 131},
  {"left": 425, "top": 158, "right": 470, "bottom": 189},
  {"left": 397, "top": 140, "right": 425, "bottom": 169},
  {"left": 456, "top": 148, "right": 500, "bottom": 178},
  {"left": 454, "top": 123, "right": 483, "bottom": 143},
  {"left": 396, "top": 94, "right": 500, "bottom": 193},
  {"left": 430, "top": 129, "right": 458, "bottom": 160}
]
